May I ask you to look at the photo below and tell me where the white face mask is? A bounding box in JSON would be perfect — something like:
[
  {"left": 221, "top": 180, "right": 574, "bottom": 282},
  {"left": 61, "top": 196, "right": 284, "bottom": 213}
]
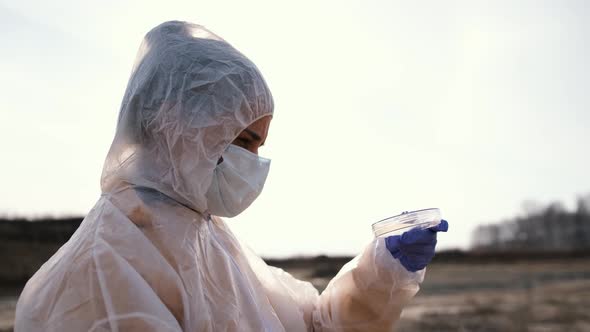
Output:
[{"left": 205, "top": 144, "right": 271, "bottom": 217}]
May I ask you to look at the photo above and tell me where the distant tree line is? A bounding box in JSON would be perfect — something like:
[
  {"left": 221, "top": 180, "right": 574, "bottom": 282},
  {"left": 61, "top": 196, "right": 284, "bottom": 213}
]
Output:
[
  {"left": 0, "top": 216, "right": 82, "bottom": 242},
  {"left": 472, "top": 194, "right": 590, "bottom": 252},
  {"left": 0, "top": 217, "right": 83, "bottom": 282}
]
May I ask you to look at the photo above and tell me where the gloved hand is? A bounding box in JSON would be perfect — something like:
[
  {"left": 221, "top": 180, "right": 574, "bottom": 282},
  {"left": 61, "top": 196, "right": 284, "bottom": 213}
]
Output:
[{"left": 385, "top": 219, "right": 449, "bottom": 272}]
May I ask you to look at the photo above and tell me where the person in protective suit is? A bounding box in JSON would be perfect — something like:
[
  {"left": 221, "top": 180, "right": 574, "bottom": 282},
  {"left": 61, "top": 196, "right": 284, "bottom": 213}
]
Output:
[{"left": 15, "top": 21, "right": 448, "bottom": 332}]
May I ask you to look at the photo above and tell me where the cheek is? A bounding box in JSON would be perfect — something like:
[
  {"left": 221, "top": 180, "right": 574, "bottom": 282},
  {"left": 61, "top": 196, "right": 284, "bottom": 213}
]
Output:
[
  {"left": 229, "top": 142, "right": 258, "bottom": 155},
  {"left": 247, "top": 145, "right": 259, "bottom": 155}
]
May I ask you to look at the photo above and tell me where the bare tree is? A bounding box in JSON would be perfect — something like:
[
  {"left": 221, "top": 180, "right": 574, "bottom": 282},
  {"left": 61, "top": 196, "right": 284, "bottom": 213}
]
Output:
[{"left": 472, "top": 195, "right": 590, "bottom": 252}]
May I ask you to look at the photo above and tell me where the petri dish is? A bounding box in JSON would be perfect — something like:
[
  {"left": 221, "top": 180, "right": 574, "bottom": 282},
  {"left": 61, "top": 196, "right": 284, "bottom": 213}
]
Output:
[{"left": 372, "top": 208, "right": 442, "bottom": 238}]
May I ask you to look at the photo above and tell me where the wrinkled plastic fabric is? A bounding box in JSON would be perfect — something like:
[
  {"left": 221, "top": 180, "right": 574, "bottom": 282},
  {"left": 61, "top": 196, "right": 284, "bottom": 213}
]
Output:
[{"left": 15, "top": 21, "right": 423, "bottom": 332}]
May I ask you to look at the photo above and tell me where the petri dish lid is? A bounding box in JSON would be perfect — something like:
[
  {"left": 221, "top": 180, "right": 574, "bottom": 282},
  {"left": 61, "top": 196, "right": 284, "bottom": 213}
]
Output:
[{"left": 372, "top": 208, "right": 441, "bottom": 238}]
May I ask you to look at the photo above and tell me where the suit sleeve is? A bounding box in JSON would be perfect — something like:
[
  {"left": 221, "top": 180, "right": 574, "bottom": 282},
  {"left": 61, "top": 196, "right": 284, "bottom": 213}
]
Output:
[{"left": 310, "top": 237, "right": 424, "bottom": 332}]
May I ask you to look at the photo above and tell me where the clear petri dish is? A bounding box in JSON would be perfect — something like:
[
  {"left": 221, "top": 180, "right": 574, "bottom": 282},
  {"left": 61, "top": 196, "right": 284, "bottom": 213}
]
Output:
[{"left": 372, "top": 208, "right": 442, "bottom": 238}]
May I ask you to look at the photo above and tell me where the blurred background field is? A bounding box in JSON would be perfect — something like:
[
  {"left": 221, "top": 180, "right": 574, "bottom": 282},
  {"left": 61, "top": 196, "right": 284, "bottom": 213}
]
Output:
[{"left": 277, "top": 253, "right": 590, "bottom": 332}]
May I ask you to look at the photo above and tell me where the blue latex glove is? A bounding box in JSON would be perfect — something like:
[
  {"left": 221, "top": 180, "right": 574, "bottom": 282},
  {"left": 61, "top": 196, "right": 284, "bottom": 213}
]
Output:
[{"left": 385, "top": 219, "right": 449, "bottom": 272}]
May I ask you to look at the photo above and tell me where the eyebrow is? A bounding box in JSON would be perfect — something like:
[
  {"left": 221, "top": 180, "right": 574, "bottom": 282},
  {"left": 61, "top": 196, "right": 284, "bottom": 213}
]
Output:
[{"left": 243, "top": 128, "right": 262, "bottom": 142}]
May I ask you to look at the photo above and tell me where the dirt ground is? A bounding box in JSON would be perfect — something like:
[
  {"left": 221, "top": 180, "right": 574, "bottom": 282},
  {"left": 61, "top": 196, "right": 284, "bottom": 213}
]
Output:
[
  {"left": 0, "top": 287, "right": 17, "bottom": 332},
  {"left": 2, "top": 258, "right": 589, "bottom": 331},
  {"left": 396, "top": 260, "right": 590, "bottom": 332}
]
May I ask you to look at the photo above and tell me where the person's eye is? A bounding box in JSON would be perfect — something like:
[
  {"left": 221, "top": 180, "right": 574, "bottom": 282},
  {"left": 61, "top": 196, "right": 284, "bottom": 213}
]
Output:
[
  {"left": 235, "top": 137, "right": 250, "bottom": 148},
  {"left": 237, "top": 137, "right": 249, "bottom": 144}
]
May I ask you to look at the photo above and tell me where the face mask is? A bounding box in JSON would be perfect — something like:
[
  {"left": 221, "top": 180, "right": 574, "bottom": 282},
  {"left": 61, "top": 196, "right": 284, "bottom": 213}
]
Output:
[{"left": 205, "top": 144, "right": 271, "bottom": 217}]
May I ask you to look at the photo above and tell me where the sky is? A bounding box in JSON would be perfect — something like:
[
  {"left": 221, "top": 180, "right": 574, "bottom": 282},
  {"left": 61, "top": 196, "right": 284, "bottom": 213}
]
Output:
[{"left": 1, "top": 0, "right": 589, "bottom": 257}]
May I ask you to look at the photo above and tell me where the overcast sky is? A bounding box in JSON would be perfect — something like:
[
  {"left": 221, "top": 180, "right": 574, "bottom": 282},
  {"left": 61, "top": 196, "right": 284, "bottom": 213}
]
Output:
[{"left": 1, "top": 0, "right": 589, "bottom": 257}]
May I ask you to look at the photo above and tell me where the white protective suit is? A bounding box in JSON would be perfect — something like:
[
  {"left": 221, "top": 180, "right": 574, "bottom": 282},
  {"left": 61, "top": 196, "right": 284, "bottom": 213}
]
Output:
[{"left": 15, "top": 21, "right": 423, "bottom": 332}]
